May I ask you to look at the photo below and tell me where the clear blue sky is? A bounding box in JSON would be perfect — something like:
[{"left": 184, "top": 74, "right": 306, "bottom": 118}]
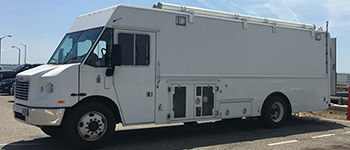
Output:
[{"left": 1, "top": 0, "right": 349, "bottom": 73}]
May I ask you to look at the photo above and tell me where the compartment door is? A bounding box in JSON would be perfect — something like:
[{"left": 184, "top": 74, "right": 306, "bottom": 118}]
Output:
[
  {"left": 194, "top": 85, "right": 215, "bottom": 118},
  {"left": 330, "top": 38, "right": 337, "bottom": 95},
  {"left": 170, "top": 85, "right": 195, "bottom": 120}
]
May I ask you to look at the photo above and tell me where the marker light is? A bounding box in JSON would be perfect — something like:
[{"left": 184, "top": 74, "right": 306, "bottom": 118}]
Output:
[{"left": 176, "top": 16, "right": 186, "bottom": 26}]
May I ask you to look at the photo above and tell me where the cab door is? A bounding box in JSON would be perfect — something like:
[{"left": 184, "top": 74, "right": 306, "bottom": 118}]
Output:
[
  {"left": 113, "top": 30, "right": 156, "bottom": 125},
  {"left": 80, "top": 28, "right": 117, "bottom": 107}
]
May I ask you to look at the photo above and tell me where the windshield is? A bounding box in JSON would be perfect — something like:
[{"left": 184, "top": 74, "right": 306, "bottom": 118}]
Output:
[
  {"left": 48, "top": 27, "right": 103, "bottom": 64},
  {"left": 12, "top": 65, "right": 25, "bottom": 72}
]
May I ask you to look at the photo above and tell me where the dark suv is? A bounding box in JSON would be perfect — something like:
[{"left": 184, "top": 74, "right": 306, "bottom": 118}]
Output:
[{"left": 0, "top": 64, "right": 42, "bottom": 94}]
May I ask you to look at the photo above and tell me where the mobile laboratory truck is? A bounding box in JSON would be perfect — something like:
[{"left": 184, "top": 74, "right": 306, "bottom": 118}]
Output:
[{"left": 13, "top": 2, "right": 336, "bottom": 148}]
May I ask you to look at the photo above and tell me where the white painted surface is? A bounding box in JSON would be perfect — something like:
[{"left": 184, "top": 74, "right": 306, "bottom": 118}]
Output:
[
  {"left": 68, "top": 6, "right": 117, "bottom": 33},
  {"left": 311, "top": 134, "right": 336, "bottom": 139},
  {"left": 112, "top": 30, "right": 156, "bottom": 125},
  {"left": 15, "top": 64, "right": 79, "bottom": 107},
  {"left": 267, "top": 140, "right": 299, "bottom": 146},
  {"left": 14, "top": 4, "right": 333, "bottom": 126}
]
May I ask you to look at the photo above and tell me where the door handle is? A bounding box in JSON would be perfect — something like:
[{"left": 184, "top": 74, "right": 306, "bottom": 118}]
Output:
[
  {"left": 146, "top": 92, "right": 153, "bottom": 97},
  {"left": 195, "top": 97, "right": 201, "bottom": 104}
]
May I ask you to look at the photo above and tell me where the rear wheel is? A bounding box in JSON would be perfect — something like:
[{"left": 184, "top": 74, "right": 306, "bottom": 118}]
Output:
[
  {"left": 40, "top": 126, "right": 65, "bottom": 137},
  {"left": 64, "top": 102, "right": 115, "bottom": 149},
  {"left": 261, "top": 96, "right": 288, "bottom": 128}
]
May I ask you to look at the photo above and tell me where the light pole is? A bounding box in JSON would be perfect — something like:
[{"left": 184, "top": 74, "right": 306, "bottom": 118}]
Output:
[
  {"left": 18, "top": 43, "right": 27, "bottom": 64},
  {"left": 0, "top": 35, "right": 12, "bottom": 64},
  {"left": 12, "top": 46, "right": 21, "bottom": 65}
]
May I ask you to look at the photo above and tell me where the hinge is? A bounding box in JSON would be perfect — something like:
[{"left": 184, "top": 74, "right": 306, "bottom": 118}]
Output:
[
  {"left": 242, "top": 18, "right": 248, "bottom": 30},
  {"left": 188, "top": 10, "right": 194, "bottom": 23},
  {"left": 168, "top": 87, "right": 171, "bottom": 92},
  {"left": 215, "top": 111, "right": 219, "bottom": 116},
  {"left": 310, "top": 30, "right": 315, "bottom": 37},
  {"left": 272, "top": 22, "right": 277, "bottom": 33}
]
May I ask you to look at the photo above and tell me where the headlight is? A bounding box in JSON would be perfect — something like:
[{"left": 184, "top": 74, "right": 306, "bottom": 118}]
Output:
[{"left": 39, "top": 82, "right": 54, "bottom": 94}]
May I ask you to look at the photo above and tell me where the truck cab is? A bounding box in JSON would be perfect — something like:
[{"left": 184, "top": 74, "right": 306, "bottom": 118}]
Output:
[{"left": 13, "top": 4, "right": 156, "bottom": 148}]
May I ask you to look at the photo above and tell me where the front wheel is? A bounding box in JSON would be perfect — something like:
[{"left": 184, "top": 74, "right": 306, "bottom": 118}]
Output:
[
  {"left": 64, "top": 102, "right": 116, "bottom": 149},
  {"left": 260, "top": 96, "right": 288, "bottom": 128}
]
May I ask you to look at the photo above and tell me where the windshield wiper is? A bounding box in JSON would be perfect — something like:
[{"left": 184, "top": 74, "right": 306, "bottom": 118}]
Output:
[{"left": 63, "top": 55, "right": 85, "bottom": 64}]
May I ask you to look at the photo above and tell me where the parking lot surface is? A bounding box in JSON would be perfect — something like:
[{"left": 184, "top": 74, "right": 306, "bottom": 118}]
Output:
[{"left": 1, "top": 94, "right": 350, "bottom": 150}]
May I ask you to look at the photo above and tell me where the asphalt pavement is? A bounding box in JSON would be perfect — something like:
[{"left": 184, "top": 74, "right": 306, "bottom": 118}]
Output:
[{"left": 1, "top": 94, "right": 350, "bottom": 150}]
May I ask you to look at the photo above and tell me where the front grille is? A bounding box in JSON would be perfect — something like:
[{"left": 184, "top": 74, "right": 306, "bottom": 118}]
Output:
[{"left": 15, "top": 81, "right": 29, "bottom": 100}]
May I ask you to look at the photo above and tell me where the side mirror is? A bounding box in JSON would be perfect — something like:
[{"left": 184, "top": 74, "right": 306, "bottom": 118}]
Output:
[{"left": 105, "top": 44, "right": 122, "bottom": 76}]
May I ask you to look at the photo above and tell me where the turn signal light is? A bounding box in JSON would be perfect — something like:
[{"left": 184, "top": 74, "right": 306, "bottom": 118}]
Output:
[{"left": 58, "top": 100, "right": 65, "bottom": 104}]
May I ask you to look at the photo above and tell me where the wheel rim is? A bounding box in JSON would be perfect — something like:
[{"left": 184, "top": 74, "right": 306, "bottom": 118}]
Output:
[
  {"left": 78, "top": 111, "right": 107, "bottom": 141},
  {"left": 270, "top": 102, "right": 284, "bottom": 123}
]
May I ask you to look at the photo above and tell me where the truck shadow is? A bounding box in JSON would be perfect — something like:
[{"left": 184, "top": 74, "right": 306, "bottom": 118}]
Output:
[{"left": 2, "top": 116, "right": 349, "bottom": 150}]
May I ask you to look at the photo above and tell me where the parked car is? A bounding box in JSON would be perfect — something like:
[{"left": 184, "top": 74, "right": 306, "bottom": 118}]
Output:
[
  {"left": 0, "top": 64, "right": 42, "bottom": 81},
  {"left": 0, "top": 78, "right": 15, "bottom": 94}
]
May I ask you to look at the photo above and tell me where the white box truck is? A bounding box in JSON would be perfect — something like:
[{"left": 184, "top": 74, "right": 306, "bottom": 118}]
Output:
[{"left": 13, "top": 2, "right": 337, "bottom": 148}]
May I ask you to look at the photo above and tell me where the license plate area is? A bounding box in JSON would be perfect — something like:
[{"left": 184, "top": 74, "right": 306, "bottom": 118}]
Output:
[{"left": 15, "top": 112, "right": 26, "bottom": 121}]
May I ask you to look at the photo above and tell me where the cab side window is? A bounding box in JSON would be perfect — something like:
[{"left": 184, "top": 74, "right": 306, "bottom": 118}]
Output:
[
  {"left": 118, "top": 33, "right": 150, "bottom": 66},
  {"left": 86, "top": 28, "right": 113, "bottom": 67}
]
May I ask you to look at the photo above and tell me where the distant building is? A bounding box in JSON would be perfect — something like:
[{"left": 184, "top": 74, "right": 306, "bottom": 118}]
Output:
[{"left": 0, "top": 64, "right": 17, "bottom": 71}]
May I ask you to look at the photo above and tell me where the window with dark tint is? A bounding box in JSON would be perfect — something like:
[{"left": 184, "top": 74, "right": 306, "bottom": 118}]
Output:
[
  {"left": 136, "top": 35, "right": 150, "bottom": 65},
  {"left": 118, "top": 33, "right": 150, "bottom": 66},
  {"left": 173, "top": 86, "right": 186, "bottom": 118},
  {"left": 118, "top": 33, "right": 134, "bottom": 65}
]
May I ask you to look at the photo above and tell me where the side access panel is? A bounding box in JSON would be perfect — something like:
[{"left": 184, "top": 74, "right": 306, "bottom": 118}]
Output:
[
  {"left": 219, "top": 100, "right": 252, "bottom": 119},
  {"left": 330, "top": 38, "right": 337, "bottom": 95},
  {"left": 168, "top": 83, "right": 217, "bottom": 122}
]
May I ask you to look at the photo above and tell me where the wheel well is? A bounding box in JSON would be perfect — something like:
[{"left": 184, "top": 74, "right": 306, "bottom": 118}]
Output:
[
  {"left": 69, "top": 96, "right": 122, "bottom": 124},
  {"left": 262, "top": 92, "right": 292, "bottom": 116}
]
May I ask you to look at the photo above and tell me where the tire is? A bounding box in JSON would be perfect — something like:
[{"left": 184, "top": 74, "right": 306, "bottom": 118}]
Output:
[
  {"left": 260, "top": 95, "right": 288, "bottom": 128},
  {"left": 40, "top": 126, "right": 65, "bottom": 137},
  {"left": 64, "top": 102, "right": 115, "bottom": 149}
]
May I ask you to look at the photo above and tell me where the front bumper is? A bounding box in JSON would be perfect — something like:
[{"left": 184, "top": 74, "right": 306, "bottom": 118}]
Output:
[{"left": 13, "top": 103, "right": 65, "bottom": 126}]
